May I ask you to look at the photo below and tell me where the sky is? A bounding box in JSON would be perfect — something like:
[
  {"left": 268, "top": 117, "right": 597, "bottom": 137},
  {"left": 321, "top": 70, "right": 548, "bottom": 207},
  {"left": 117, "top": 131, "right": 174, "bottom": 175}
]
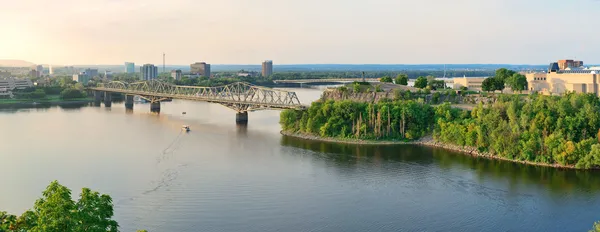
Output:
[{"left": 0, "top": 0, "right": 599, "bottom": 65}]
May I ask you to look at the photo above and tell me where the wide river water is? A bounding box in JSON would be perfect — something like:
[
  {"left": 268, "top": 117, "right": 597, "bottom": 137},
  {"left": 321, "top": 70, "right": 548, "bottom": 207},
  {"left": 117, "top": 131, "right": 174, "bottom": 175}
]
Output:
[{"left": 1, "top": 87, "right": 600, "bottom": 232}]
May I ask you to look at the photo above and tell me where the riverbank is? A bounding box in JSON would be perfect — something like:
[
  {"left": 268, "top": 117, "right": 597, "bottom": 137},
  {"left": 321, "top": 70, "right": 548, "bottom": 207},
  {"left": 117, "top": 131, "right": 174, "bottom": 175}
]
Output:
[
  {"left": 281, "top": 130, "right": 582, "bottom": 170},
  {"left": 0, "top": 98, "right": 93, "bottom": 108}
]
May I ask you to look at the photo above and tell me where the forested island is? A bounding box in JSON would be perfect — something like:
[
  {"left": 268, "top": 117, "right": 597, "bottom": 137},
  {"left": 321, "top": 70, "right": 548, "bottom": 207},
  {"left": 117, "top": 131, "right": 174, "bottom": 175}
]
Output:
[{"left": 280, "top": 92, "right": 600, "bottom": 169}]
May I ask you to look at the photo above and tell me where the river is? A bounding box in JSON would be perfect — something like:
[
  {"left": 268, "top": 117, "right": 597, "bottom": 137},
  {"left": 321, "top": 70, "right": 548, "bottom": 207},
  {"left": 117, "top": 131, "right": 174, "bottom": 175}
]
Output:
[{"left": 1, "top": 87, "right": 599, "bottom": 232}]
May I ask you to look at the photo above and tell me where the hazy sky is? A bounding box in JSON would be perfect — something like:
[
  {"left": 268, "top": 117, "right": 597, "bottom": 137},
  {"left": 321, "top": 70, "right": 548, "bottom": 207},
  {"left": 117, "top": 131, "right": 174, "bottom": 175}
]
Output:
[{"left": 1, "top": 0, "right": 599, "bottom": 65}]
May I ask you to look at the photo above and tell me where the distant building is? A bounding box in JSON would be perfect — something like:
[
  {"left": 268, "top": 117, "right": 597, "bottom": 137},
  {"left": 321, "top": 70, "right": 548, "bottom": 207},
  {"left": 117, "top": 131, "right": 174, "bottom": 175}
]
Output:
[
  {"left": 526, "top": 60, "right": 600, "bottom": 96},
  {"left": 125, "top": 62, "right": 135, "bottom": 73},
  {"left": 28, "top": 70, "right": 40, "bottom": 78},
  {"left": 262, "top": 60, "right": 273, "bottom": 77},
  {"left": 140, "top": 64, "right": 158, "bottom": 80},
  {"left": 0, "top": 78, "right": 33, "bottom": 99},
  {"left": 171, "top": 70, "right": 182, "bottom": 80},
  {"left": 0, "top": 78, "right": 33, "bottom": 90},
  {"left": 49, "top": 65, "right": 54, "bottom": 75},
  {"left": 36, "top": 65, "right": 43, "bottom": 75},
  {"left": 73, "top": 73, "right": 92, "bottom": 85},
  {"left": 453, "top": 77, "right": 488, "bottom": 91},
  {"left": 0, "top": 71, "right": 11, "bottom": 78},
  {"left": 237, "top": 70, "right": 259, "bottom": 77},
  {"left": 104, "top": 70, "right": 113, "bottom": 80},
  {"left": 84, "top": 68, "right": 99, "bottom": 78},
  {"left": 557, "top": 59, "right": 583, "bottom": 70},
  {"left": 190, "top": 62, "right": 211, "bottom": 78}
]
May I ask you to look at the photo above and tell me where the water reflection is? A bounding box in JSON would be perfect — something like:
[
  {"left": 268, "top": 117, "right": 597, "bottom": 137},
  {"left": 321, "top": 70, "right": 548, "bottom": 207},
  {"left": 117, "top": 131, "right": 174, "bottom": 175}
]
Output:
[{"left": 281, "top": 135, "right": 600, "bottom": 195}]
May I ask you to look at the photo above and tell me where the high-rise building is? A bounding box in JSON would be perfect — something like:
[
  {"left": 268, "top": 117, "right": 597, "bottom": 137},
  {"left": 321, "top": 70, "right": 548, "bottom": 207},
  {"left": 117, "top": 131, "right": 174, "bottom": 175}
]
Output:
[
  {"left": 36, "top": 65, "right": 43, "bottom": 74},
  {"left": 49, "top": 65, "right": 54, "bottom": 75},
  {"left": 104, "top": 70, "right": 113, "bottom": 80},
  {"left": 84, "top": 68, "right": 99, "bottom": 78},
  {"left": 171, "top": 70, "right": 182, "bottom": 80},
  {"left": 73, "top": 73, "right": 92, "bottom": 85},
  {"left": 140, "top": 64, "right": 158, "bottom": 80},
  {"left": 190, "top": 62, "right": 211, "bottom": 78},
  {"left": 125, "top": 62, "right": 135, "bottom": 73},
  {"left": 262, "top": 60, "right": 273, "bottom": 77}
]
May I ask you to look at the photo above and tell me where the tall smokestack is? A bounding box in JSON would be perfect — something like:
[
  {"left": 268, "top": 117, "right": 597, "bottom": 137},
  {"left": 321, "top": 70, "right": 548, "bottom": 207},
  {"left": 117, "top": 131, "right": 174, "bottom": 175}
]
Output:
[{"left": 162, "top": 52, "right": 165, "bottom": 72}]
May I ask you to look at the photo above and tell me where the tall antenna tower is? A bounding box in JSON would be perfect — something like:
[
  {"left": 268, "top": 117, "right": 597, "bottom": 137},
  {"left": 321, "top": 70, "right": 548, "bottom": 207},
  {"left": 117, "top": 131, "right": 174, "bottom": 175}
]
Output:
[{"left": 162, "top": 52, "right": 165, "bottom": 72}]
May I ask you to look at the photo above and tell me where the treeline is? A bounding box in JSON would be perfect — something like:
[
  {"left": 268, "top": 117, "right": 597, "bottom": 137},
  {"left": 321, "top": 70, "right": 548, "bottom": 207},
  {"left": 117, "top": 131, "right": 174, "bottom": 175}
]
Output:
[
  {"left": 281, "top": 99, "right": 435, "bottom": 140},
  {"left": 270, "top": 70, "right": 495, "bottom": 80},
  {"left": 281, "top": 92, "right": 600, "bottom": 169},
  {"left": 435, "top": 93, "right": 600, "bottom": 168}
]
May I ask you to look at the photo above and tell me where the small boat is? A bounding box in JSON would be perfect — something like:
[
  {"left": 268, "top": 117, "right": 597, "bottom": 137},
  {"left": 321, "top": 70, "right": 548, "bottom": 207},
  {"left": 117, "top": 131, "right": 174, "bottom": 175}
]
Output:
[
  {"left": 182, "top": 125, "right": 190, "bottom": 132},
  {"left": 182, "top": 112, "right": 187, "bottom": 115}
]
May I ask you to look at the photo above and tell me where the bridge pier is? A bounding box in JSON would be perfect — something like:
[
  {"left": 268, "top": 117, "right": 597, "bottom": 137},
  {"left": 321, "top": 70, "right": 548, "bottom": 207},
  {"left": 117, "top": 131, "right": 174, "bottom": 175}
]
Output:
[
  {"left": 236, "top": 111, "right": 248, "bottom": 124},
  {"left": 94, "top": 91, "right": 102, "bottom": 106},
  {"left": 125, "top": 95, "right": 134, "bottom": 109},
  {"left": 103, "top": 92, "right": 112, "bottom": 107},
  {"left": 150, "top": 102, "right": 160, "bottom": 113}
]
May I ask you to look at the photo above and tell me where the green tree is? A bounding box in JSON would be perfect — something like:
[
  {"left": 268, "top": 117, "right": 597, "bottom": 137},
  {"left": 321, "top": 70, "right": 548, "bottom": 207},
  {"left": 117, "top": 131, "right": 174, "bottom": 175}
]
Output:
[
  {"left": 495, "top": 68, "right": 516, "bottom": 82},
  {"left": 0, "top": 181, "right": 123, "bottom": 232},
  {"left": 414, "top": 76, "right": 428, "bottom": 89},
  {"left": 590, "top": 221, "right": 600, "bottom": 232},
  {"left": 493, "top": 78, "right": 505, "bottom": 91},
  {"left": 395, "top": 74, "right": 408, "bottom": 85},
  {"left": 482, "top": 77, "right": 495, "bottom": 92},
  {"left": 380, "top": 76, "right": 393, "bottom": 83},
  {"left": 60, "top": 88, "right": 86, "bottom": 100},
  {"left": 505, "top": 73, "right": 528, "bottom": 92}
]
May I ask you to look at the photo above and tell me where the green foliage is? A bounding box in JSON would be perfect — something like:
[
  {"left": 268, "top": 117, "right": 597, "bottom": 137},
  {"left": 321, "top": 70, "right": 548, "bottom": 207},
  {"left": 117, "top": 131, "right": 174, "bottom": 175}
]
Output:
[
  {"left": 460, "top": 86, "right": 468, "bottom": 91},
  {"left": 482, "top": 77, "right": 504, "bottom": 92},
  {"left": 0, "top": 181, "right": 122, "bottom": 232},
  {"left": 375, "top": 85, "right": 383, "bottom": 92},
  {"left": 590, "top": 221, "right": 600, "bottom": 232},
  {"left": 60, "top": 88, "right": 86, "bottom": 100},
  {"left": 427, "top": 80, "right": 446, "bottom": 90},
  {"left": 505, "top": 73, "right": 528, "bottom": 92},
  {"left": 380, "top": 76, "right": 393, "bottom": 83},
  {"left": 395, "top": 74, "right": 408, "bottom": 85},
  {"left": 432, "top": 92, "right": 441, "bottom": 104},
  {"left": 495, "top": 68, "right": 516, "bottom": 82},
  {"left": 281, "top": 100, "right": 435, "bottom": 141},
  {"left": 283, "top": 92, "right": 600, "bottom": 169},
  {"left": 414, "top": 76, "right": 428, "bottom": 89}
]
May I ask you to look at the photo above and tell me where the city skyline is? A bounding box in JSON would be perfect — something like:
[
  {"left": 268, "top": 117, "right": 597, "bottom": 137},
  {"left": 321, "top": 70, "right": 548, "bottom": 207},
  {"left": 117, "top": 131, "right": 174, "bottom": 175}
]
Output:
[{"left": 1, "top": 0, "right": 600, "bottom": 65}]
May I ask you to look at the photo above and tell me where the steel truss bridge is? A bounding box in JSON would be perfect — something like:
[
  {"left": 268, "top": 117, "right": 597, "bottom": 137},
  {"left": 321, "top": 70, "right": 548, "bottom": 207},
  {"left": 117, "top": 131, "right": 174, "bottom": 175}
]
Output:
[{"left": 87, "top": 81, "right": 305, "bottom": 113}]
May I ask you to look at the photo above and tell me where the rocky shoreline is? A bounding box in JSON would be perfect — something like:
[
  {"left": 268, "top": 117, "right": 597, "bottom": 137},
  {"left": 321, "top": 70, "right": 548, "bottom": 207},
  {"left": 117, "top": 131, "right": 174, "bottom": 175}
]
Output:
[{"left": 281, "top": 130, "right": 582, "bottom": 170}]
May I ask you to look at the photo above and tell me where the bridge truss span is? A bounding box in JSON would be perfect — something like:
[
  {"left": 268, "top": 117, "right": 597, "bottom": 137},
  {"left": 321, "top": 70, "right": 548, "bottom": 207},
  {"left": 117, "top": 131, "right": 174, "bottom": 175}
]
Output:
[{"left": 91, "top": 80, "right": 305, "bottom": 112}]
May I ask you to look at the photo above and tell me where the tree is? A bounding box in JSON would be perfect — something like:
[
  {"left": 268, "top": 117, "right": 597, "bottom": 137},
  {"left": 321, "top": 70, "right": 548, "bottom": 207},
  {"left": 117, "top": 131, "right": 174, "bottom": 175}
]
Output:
[
  {"left": 505, "top": 73, "right": 528, "bottom": 93},
  {"left": 482, "top": 77, "right": 495, "bottom": 92},
  {"left": 395, "top": 74, "right": 408, "bottom": 85},
  {"left": 590, "top": 221, "right": 600, "bottom": 232},
  {"left": 414, "top": 76, "right": 428, "bottom": 89},
  {"left": 492, "top": 77, "right": 505, "bottom": 91},
  {"left": 0, "top": 181, "right": 123, "bottom": 232},
  {"left": 380, "top": 76, "right": 393, "bottom": 83},
  {"left": 495, "top": 68, "right": 516, "bottom": 82},
  {"left": 60, "top": 88, "right": 86, "bottom": 100}
]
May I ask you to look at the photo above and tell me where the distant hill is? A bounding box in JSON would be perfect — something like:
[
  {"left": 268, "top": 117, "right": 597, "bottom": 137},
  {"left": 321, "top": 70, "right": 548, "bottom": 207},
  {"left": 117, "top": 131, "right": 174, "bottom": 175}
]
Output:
[{"left": 0, "top": 59, "right": 35, "bottom": 67}]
